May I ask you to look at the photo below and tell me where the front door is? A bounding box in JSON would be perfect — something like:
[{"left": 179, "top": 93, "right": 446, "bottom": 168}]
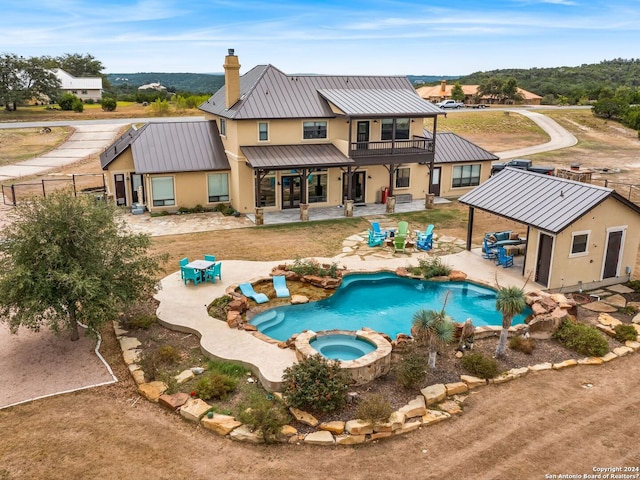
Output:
[
  {"left": 535, "top": 233, "right": 553, "bottom": 287},
  {"left": 343, "top": 171, "right": 366, "bottom": 204},
  {"left": 603, "top": 229, "right": 624, "bottom": 279},
  {"left": 281, "top": 175, "right": 301, "bottom": 209},
  {"left": 429, "top": 166, "right": 441, "bottom": 196},
  {"left": 356, "top": 121, "right": 370, "bottom": 150},
  {"left": 114, "top": 174, "right": 126, "bottom": 206},
  {"left": 131, "top": 174, "right": 144, "bottom": 204}
]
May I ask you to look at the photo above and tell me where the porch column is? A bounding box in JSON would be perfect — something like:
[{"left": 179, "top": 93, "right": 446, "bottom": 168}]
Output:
[
  {"left": 466, "top": 207, "right": 474, "bottom": 251},
  {"left": 299, "top": 203, "right": 309, "bottom": 222},
  {"left": 425, "top": 193, "right": 435, "bottom": 209},
  {"left": 255, "top": 207, "right": 264, "bottom": 225},
  {"left": 386, "top": 196, "right": 396, "bottom": 214},
  {"left": 345, "top": 199, "right": 354, "bottom": 217}
]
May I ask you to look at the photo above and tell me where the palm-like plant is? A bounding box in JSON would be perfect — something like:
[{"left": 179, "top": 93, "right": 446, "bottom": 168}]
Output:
[
  {"left": 411, "top": 305, "right": 454, "bottom": 369},
  {"left": 495, "top": 285, "right": 526, "bottom": 357}
]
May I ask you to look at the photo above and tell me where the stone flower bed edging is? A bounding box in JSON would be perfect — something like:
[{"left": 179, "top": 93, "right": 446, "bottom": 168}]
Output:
[{"left": 115, "top": 309, "right": 640, "bottom": 447}]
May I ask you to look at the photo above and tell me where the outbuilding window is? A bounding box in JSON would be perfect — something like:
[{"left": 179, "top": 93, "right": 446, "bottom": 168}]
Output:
[
  {"left": 151, "top": 176, "right": 175, "bottom": 207},
  {"left": 570, "top": 231, "right": 589, "bottom": 256}
]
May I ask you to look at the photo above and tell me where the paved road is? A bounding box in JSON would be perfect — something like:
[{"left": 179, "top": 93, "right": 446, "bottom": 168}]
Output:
[{"left": 0, "top": 117, "right": 205, "bottom": 181}]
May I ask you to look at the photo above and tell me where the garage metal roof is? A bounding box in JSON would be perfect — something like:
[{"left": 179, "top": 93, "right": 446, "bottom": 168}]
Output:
[
  {"left": 428, "top": 131, "right": 498, "bottom": 164},
  {"left": 458, "top": 168, "right": 630, "bottom": 233},
  {"left": 241, "top": 144, "right": 353, "bottom": 169}
]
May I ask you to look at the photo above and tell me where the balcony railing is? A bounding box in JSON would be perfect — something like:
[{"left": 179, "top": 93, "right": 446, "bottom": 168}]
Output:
[{"left": 349, "top": 136, "right": 434, "bottom": 158}]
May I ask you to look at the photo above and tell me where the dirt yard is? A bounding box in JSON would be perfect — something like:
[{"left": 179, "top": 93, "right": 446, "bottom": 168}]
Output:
[{"left": 1, "top": 108, "right": 640, "bottom": 479}]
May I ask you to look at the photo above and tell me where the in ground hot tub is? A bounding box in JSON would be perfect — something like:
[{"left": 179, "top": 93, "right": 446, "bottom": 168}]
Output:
[{"left": 294, "top": 329, "right": 392, "bottom": 385}]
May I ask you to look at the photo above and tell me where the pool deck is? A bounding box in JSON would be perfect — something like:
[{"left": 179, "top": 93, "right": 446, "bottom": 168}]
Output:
[{"left": 155, "top": 245, "right": 543, "bottom": 391}]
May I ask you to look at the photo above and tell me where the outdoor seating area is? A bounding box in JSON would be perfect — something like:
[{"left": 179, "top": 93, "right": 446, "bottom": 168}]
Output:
[
  {"left": 180, "top": 255, "right": 222, "bottom": 285},
  {"left": 369, "top": 220, "right": 434, "bottom": 254},
  {"left": 482, "top": 230, "right": 526, "bottom": 251}
]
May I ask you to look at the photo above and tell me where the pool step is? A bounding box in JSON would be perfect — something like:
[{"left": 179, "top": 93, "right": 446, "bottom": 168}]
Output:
[{"left": 251, "top": 310, "right": 286, "bottom": 333}]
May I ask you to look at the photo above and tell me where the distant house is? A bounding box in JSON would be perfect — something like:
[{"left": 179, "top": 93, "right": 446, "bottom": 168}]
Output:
[
  {"left": 417, "top": 80, "right": 542, "bottom": 106},
  {"left": 100, "top": 50, "right": 496, "bottom": 214},
  {"left": 53, "top": 68, "right": 102, "bottom": 102},
  {"left": 137, "top": 82, "right": 167, "bottom": 92},
  {"left": 459, "top": 168, "right": 640, "bottom": 290}
]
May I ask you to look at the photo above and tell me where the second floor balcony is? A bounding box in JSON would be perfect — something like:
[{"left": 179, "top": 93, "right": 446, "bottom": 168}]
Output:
[{"left": 349, "top": 135, "right": 434, "bottom": 161}]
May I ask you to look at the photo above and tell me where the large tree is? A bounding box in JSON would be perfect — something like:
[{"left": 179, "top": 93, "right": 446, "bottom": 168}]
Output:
[
  {"left": 0, "top": 191, "right": 168, "bottom": 341},
  {"left": 0, "top": 53, "right": 60, "bottom": 110}
]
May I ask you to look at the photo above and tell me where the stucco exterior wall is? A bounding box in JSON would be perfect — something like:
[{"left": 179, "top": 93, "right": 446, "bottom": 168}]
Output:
[
  {"left": 523, "top": 197, "right": 640, "bottom": 290},
  {"left": 437, "top": 161, "right": 492, "bottom": 199}
]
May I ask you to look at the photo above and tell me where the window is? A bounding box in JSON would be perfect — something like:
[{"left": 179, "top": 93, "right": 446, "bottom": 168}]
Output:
[
  {"left": 303, "top": 121, "right": 327, "bottom": 139},
  {"left": 308, "top": 169, "right": 328, "bottom": 203},
  {"left": 452, "top": 164, "right": 481, "bottom": 187},
  {"left": 381, "top": 118, "right": 410, "bottom": 140},
  {"left": 81, "top": 90, "right": 88, "bottom": 95},
  {"left": 395, "top": 167, "right": 410, "bottom": 188},
  {"left": 570, "top": 231, "right": 589, "bottom": 256},
  {"left": 258, "top": 122, "right": 268, "bottom": 141},
  {"left": 151, "top": 176, "right": 175, "bottom": 207},
  {"left": 207, "top": 173, "right": 229, "bottom": 202},
  {"left": 219, "top": 118, "right": 226, "bottom": 136}
]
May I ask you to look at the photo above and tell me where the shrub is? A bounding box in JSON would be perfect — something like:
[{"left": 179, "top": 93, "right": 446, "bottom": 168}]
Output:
[
  {"left": 207, "top": 359, "right": 249, "bottom": 378},
  {"left": 553, "top": 320, "right": 609, "bottom": 357},
  {"left": 617, "top": 305, "right": 638, "bottom": 316},
  {"left": 613, "top": 324, "right": 638, "bottom": 343},
  {"left": 356, "top": 394, "right": 393, "bottom": 425},
  {"left": 195, "top": 372, "right": 238, "bottom": 400},
  {"left": 121, "top": 313, "right": 156, "bottom": 330},
  {"left": 72, "top": 98, "right": 84, "bottom": 113},
  {"left": 288, "top": 257, "right": 339, "bottom": 278},
  {"left": 58, "top": 93, "right": 79, "bottom": 111},
  {"left": 139, "top": 344, "right": 181, "bottom": 380},
  {"left": 460, "top": 353, "right": 500, "bottom": 379},
  {"left": 392, "top": 347, "right": 427, "bottom": 389},
  {"left": 101, "top": 97, "right": 117, "bottom": 111},
  {"left": 282, "top": 354, "right": 349, "bottom": 413},
  {"left": 155, "top": 345, "right": 181, "bottom": 363},
  {"left": 418, "top": 256, "right": 451, "bottom": 279},
  {"left": 208, "top": 295, "right": 233, "bottom": 320},
  {"left": 509, "top": 335, "right": 536, "bottom": 354},
  {"left": 236, "top": 387, "right": 291, "bottom": 443}
]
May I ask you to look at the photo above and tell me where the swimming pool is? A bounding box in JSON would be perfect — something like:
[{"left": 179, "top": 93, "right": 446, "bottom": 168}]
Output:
[{"left": 250, "top": 272, "right": 532, "bottom": 342}]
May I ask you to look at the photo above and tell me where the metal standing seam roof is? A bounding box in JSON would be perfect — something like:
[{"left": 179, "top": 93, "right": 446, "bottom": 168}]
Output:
[
  {"left": 199, "top": 64, "right": 442, "bottom": 120},
  {"left": 423, "top": 130, "right": 499, "bottom": 164},
  {"left": 458, "top": 168, "right": 617, "bottom": 234},
  {"left": 241, "top": 144, "right": 354, "bottom": 170},
  {"left": 130, "top": 121, "right": 230, "bottom": 174},
  {"left": 100, "top": 126, "right": 144, "bottom": 169},
  {"left": 317, "top": 88, "right": 442, "bottom": 117}
]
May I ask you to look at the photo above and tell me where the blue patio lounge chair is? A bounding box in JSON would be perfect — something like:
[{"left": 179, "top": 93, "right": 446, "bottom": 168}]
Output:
[
  {"left": 273, "top": 275, "right": 290, "bottom": 298},
  {"left": 239, "top": 283, "right": 269, "bottom": 304},
  {"left": 204, "top": 262, "right": 222, "bottom": 283},
  {"left": 416, "top": 224, "right": 434, "bottom": 251},
  {"left": 495, "top": 246, "right": 514, "bottom": 268},
  {"left": 183, "top": 266, "right": 202, "bottom": 285}
]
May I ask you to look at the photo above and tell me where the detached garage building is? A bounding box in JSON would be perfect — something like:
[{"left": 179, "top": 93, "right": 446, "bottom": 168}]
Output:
[{"left": 459, "top": 168, "right": 640, "bottom": 291}]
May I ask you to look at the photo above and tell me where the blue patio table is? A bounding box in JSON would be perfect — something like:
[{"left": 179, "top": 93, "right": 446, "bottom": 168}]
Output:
[{"left": 185, "top": 259, "right": 215, "bottom": 282}]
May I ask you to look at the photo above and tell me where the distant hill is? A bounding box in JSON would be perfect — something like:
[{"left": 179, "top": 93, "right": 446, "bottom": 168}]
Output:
[
  {"left": 107, "top": 72, "right": 224, "bottom": 94},
  {"left": 407, "top": 75, "right": 459, "bottom": 85}
]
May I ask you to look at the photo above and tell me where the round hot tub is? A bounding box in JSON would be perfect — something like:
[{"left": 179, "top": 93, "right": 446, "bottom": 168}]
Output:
[{"left": 294, "top": 329, "right": 392, "bottom": 385}]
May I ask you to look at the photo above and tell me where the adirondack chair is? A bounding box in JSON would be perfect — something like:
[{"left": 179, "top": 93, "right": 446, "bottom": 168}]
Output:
[
  {"left": 371, "top": 222, "right": 388, "bottom": 238},
  {"left": 396, "top": 221, "right": 409, "bottom": 239},
  {"left": 273, "top": 275, "right": 290, "bottom": 298},
  {"left": 368, "top": 229, "right": 385, "bottom": 247},
  {"left": 393, "top": 235, "right": 407, "bottom": 253},
  {"left": 495, "top": 246, "right": 514, "bottom": 268},
  {"left": 482, "top": 238, "right": 498, "bottom": 260},
  {"left": 416, "top": 224, "right": 434, "bottom": 251}
]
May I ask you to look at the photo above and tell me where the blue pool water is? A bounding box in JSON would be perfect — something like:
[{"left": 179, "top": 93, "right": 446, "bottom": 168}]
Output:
[
  {"left": 310, "top": 334, "right": 377, "bottom": 361},
  {"left": 250, "top": 272, "right": 531, "bottom": 342}
]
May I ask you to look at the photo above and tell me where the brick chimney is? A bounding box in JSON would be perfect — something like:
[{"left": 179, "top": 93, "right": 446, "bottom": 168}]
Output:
[
  {"left": 440, "top": 80, "right": 446, "bottom": 96},
  {"left": 224, "top": 49, "right": 241, "bottom": 109}
]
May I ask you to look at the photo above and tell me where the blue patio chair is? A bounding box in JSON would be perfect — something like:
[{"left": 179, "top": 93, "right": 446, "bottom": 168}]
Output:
[
  {"left": 483, "top": 238, "right": 498, "bottom": 260},
  {"left": 273, "top": 275, "right": 290, "bottom": 298},
  {"left": 183, "top": 266, "right": 202, "bottom": 285},
  {"left": 371, "top": 222, "right": 388, "bottom": 239},
  {"left": 416, "top": 224, "right": 434, "bottom": 251},
  {"left": 205, "top": 262, "right": 222, "bottom": 283},
  {"left": 239, "top": 283, "right": 269, "bottom": 304},
  {"left": 368, "top": 229, "right": 385, "bottom": 247},
  {"left": 204, "top": 254, "right": 216, "bottom": 262},
  {"left": 179, "top": 257, "right": 189, "bottom": 279},
  {"left": 495, "top": 246, "right": 514, "bottom": 268}
]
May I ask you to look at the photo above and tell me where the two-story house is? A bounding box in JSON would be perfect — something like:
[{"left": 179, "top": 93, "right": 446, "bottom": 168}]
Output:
[
  {"left": 101, "top": 50, "right": 495, "bottom": 214},
  {"left": 54, "top": 68, "right": 103, "bottom": 102}
]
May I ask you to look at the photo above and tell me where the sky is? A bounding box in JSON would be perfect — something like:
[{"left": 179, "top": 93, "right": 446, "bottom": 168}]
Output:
[{"left": 3, "top": 0, "right": 640, "bottom": 76}]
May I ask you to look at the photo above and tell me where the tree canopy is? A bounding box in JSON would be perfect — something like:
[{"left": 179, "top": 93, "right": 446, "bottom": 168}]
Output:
[
  {"left": 0, "top": 191, "right": 168, "bottom": 341},
  {"left": 0, "top": 53, "right": 60, "bottom": 111}
]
